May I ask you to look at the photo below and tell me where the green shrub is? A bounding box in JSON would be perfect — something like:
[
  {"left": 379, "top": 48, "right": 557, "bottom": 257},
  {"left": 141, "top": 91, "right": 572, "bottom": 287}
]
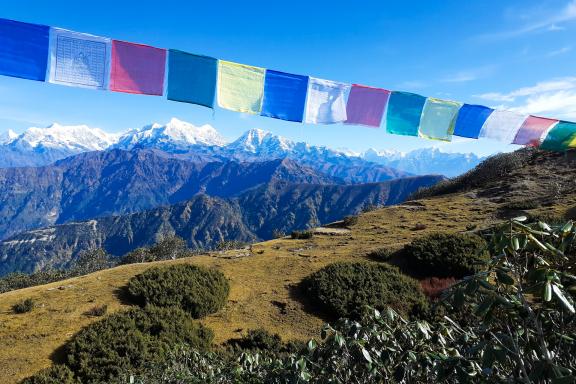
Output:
[
  {"left": 71, "top": 248, "right": 111, "bottom": 275},
  {"left": 149, "top": 235, "right": 189, "bottom": 260},
  {"left": 12, "top": 298, "right": 35, "bottom": 314},
  {"left": 501, "top": 199, "right": 540, "bottom": 210},
  {"left": 302, "top": 262, "right": 427, "bottom": 319},
  {"left": 21, "top": 364, "right": 77, "bottom": 384},
  {"left": 366, "top": 247, "right": 395, "bottom": 262},
  {"left": 228, "top": 328, "right": 283, "bottom": 352},
  {"left": 120, "top": 247, "right": 155, "bottom": 265},
  {"left": 64, "top": 306, "right": 213, "bottom": 383},
  {"left": 291, "top": 230, "right": 314, "bottom": 240},
  {"left": 215, "top": 240, "right": 248, "bottom": 251},
  {"left": 0, "top": 270, "right": 70, "bottom": 295},
  {"left": 83, "top": 304, "right": 108, "bottom": 317},
  {"left": 120, "top": 236, "right": 190, "bottom": 265},
  {"left": 127, "top": 264, "right": 229, "bottom": 319},
  {"left": 404, "top": 232, "right": 489, "bottom": 278}
]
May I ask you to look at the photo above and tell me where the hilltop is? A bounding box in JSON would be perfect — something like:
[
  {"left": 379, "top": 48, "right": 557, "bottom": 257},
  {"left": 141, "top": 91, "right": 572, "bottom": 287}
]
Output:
[{"left": 0, "top": 148, "right": 574, "bottom": 383}]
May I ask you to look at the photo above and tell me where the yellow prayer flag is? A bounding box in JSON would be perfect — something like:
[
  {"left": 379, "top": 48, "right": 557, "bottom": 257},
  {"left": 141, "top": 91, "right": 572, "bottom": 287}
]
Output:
[{"left": 217, "top": 60, "right": 265, "bottom": 114}]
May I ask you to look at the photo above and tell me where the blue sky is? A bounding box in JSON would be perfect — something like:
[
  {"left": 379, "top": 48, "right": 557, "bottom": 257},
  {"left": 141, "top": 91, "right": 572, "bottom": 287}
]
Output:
[{"left": 1, "top": 0, "right": 576, "bottom": 156}]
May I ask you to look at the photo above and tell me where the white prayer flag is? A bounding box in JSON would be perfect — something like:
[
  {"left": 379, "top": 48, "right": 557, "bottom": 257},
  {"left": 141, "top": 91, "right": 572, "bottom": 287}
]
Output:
[
  {"left": 479, "top": 110, "right": 527, "bottom": 143},
  {"left": 48, "top": 28, "right": 111, "bottom": 90},
  {"left": 305, "top": 77, "right": 350, "bottom": 124}
]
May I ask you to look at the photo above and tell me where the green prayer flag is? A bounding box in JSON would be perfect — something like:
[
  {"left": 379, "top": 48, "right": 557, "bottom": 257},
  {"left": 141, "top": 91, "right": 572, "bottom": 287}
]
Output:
[{"left": 540, "top": 121, "right": 576, "bottom": 151}]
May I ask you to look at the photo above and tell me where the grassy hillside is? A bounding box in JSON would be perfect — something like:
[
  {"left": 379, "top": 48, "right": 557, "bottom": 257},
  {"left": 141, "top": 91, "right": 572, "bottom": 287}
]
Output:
[{"left": 1, "top": 148, "right": 575, "bottom": 383}]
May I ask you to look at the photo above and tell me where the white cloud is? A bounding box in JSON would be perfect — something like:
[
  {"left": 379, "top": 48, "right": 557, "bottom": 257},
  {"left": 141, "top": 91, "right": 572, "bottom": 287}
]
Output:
[
  {"left": 474, "top": 77, "right": 576, "bottom": 120},
  {"left": 546, "top": 46, "right": 572, "bottom": 56},
  {"left": 440, "top": 66, "right": 496, "bottom": 83},
  {"left": 475, "top": 0, "right": 576, "bottom": 41}
]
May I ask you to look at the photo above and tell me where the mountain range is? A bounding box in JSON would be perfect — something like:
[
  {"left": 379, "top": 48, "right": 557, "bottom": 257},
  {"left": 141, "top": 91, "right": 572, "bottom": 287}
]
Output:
[
  {"left": 0, "top": 118, "right": 485, "bottom": 276},
  {"left": 0, "top": 162, "right": 442, "bottom": 275},
  {"left": 0, "top": 118, "right": 483, "bottom": 177}
]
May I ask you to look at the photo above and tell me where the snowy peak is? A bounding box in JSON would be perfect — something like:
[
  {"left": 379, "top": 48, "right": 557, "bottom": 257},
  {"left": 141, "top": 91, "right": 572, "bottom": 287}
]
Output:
[
  {"left": 0, "top": 130, "right": 17, "bottom": 144},
  {"left": 115, "top": 118, "right": 227, "bottom": 150},
  {"left": 12, "top": 123, "right": 116, "bottom": 151},
  {"left": 228, "top": 128, "right": 295, "bottom": 154},
  {"left": 359, "top": 147, "right": 484, "bottom": 177}
]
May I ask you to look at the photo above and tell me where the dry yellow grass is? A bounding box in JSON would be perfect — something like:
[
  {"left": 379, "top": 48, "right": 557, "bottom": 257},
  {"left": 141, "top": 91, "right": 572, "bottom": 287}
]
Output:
[{"left": 0, "top": 190, "right": 570, "bottom": 383}]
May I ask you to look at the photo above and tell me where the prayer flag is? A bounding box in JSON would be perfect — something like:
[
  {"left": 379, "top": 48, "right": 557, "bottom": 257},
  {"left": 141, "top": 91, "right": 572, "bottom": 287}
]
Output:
[
  {"left": 48, "top": 28, "right": 111, "bottom": 90},
  {"left": 419, "top": 98, "right": 462, "bottom": 141},
  {"left": 453, "top": 104, "right": 493, "bottom": 139},
  {"left": 0, "top": 19, "right": 49, "bottom": 81},
  {"left": 386, "top": 91, "right": 427, "bottom": 136},
  {"left": 304, "top": 77, "right": 350, "bottom": 124},
  {"left": 345, "top": 84, "right": 390, "bottom": 127},
  {"left": 540, "top": 121, "right": 576, "bottom": 151},
  {"left": 167, "top": 50, "right": 217, "bottom": 108},
  {"left": 261, "top": 70, "right": 308, "bottom": 122},
  {"left": 512, "top": 116, "right": 559, "bottom": 146},
  {"left": 110, "top": 40, "right": 166, "bottom": 96},
  {"left": 479, "top": 110, "right": 527, "bottom": 143},
  {"left": 217, "top": 61, "right": 265, "bottom": 114}
]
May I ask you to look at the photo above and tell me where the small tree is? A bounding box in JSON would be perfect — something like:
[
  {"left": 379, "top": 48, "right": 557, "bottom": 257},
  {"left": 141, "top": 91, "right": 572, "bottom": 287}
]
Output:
[
  {"left": 149, "top": 235, "right": 188, "bottom": 260},
  {"left": 72, "top": 248, "right": 110, "bottom": 275},
  {"left": 120, "top": 247, "right": 154, "bottom": 265},
  {"left": 440, "top": 216, "right": 576, "bottom": 382}
]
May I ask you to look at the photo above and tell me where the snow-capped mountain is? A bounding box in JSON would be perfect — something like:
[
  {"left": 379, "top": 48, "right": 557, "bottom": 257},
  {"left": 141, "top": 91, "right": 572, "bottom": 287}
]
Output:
[
  {"left": 0, "top": 123, "right": 118, "bottom": 168},
  {"left": 0, "top": 129, "right": 17, "bottom": 144},
  {"left": 226, "top": 128, "right": 294, "bottom": 155},
  {"left": 0, "top": 118, "right": 481, "bottom": 177},
  {"left": 360, "top": 147, "right": 484, "bottom": 177},
  {"left": 14, "top": 123, "right": 116, "bottom": 151},
  {"left": 114, "top": 118, "right": 227, "bottom": 151}
]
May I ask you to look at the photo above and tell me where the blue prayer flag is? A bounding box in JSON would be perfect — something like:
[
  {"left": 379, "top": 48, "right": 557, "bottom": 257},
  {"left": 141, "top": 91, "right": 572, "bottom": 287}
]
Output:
[
  {"left": 0, "top": 19, "right": 49, "bottom": 81},
  {"left": 262, "top": 70, "right": 308, "bottom": 122},
  {"left": 386, "top": 91, "right": 427, "bottom": 136},
  {"left": 167, "top": 50, "right": 217, "bottom": 108},
  {"left": 453, "top": 104, "right": 494, "bottom": 139}
]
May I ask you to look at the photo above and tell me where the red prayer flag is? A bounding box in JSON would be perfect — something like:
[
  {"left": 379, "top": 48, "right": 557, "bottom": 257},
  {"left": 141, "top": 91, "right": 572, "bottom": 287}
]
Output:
[
  {"left": 110, "top": 40, "right": 166, "bottom": 95},
  {"left": 513, "top": 115, "right": 559, "bottom": 146}
]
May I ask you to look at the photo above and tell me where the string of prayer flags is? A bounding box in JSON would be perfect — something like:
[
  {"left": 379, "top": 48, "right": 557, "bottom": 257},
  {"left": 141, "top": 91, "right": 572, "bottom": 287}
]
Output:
[
  {"left": 452, "top": 104, "right": 494, "bottom": 139},
  {"left": 419, "top": 98, "right": 462, "bottom": 141},
  {"left": 0, "top": 19, "right": 49, "bottom": 81},
  {"left": 167, "top": 50, "right": 217, "bottom": 108},
  {"left": 261, "top": 70, "right": 308, "bottom": 122},
  {"left": 345, "top": 85, "right": 390, "bottom": 127},
  {"left": 48, "top": 28, "right": 111, "bottom": 90},
  {"left": 110, "top": 40, "right": 166, "bottom": 95},
  {"left": 540, "top": 121, "right": 576, "bottom": 151},
  {"left": 305, "top": 78, "right": 350, "bottom": 124},
  {"left": 217, "top": 61, "right": 265, "bottom": 114},
  {"left": 386, "top": 91, "right": 427, "bottom": 136},
  {"left": 1, "top": 17, "right": 576, "bottom": 152},
  {"left": 479, "top": 110, "right": 527, "bottom": 143},
  {"left": 513, "top": 116, "right": 559, "bottom": 147}
]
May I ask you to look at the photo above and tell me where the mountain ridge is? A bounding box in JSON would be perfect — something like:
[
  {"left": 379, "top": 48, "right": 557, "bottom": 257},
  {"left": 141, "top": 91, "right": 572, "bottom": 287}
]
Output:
[
  {"left": 0, "top": 174, "right": 444, "bottom": 275},
  {"left": 0, "top": 118, "right": 483, "bottom": 177},
  {"left": 0, "top": 149, "right": 342, "bottom": 241}
]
